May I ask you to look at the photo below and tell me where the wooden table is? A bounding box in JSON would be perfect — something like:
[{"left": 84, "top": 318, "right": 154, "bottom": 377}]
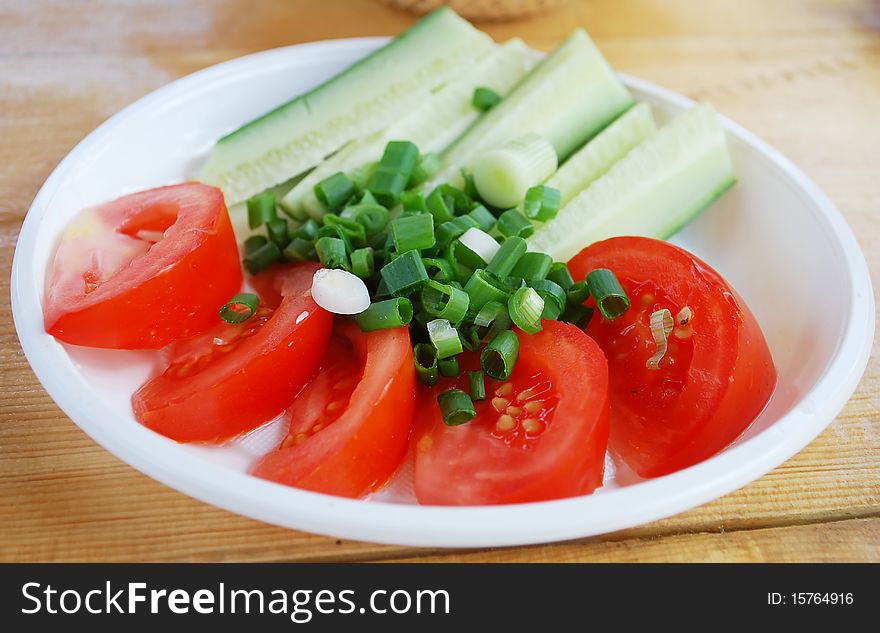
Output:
[{"left": 2, "top": 0, "right": 878, "bottom": 562}]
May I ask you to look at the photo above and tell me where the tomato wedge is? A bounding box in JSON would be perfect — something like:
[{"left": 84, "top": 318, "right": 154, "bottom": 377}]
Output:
[
  {"left": 414, "top": 321, "right": 610, "bottom": 505},
  {"left": 132, "top": 263, "right": 332, "bottom": 442},
  {"left": 251, "top": 320, "right": 416, "bottom": 498},
  {"left": 568, "top": 236, "right": 776, "bottom": 478},
  {"left": 44, "top": 183, "right": 242, "bottom": 349}
]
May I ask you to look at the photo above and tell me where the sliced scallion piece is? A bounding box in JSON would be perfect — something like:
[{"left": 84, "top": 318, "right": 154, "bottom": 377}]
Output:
[
  {"left": 422, "top": 256, "right": 456, "bottom": 283},
  {"left": 468, "top": 370, "right": 486, "bottom": 401},
  {"left": 427, "top": 318, "right": 463, "bottom": 359},
  {"left": 561, "top": 303, "right": 594, "bottom": 328},
  {"left": 458, "top": 228, "right": 500, "bottom": 267},
  {"left": 266, "top": 218, "right": 289, "bottom": 246},
  {"left": 244, "top": 234, "right": 268, "bottom": 256},
  {"left": 528, "top": 279, "right": 567, "bottom": 320},
  {"left": 380, "top": 249, "right": 429, "bottom": 297},
  {"left": 485, "top": 236, "right": 527, "bottom": 278},
  {"left": 508, "top": 287, "right": 544, "bottom": 334},
  {"left": 350, "top": 247, "right": 375, "bottom": 280},
  {"left": 401, "top": 190, "right": 428, "bottom": 214},
  {"left": 353, "top": 297, "right": 413, "bottom": 331},
  {"left": 467, "top": 205, "right": 496, "bottom": 232},
  {"left": 246, "top": 191, "right": 277, "bottom": 229},
  {"left": 421, "top": 280, "right": 469, "bottom": 325},
  {"left": 523, "top": 185, "right": 561, "bottom": 222},
  {"left": 314, "top": 172, "right": 355, "bottom": 211},
  {"left": 496, "top": 209, "right": 534, "bottom": 239},
  {"left": 323, "top": 214, "right": 366, "bottom": 248},
  {"left": 426, "top": 186, "right": 455, "bottom": 224},
  {"left": 472, "top": 86, "right": 501, "bottom": 112},
  {"left": 510, "top": 251, "right": 552, "bottom": 280},
  {"left": 243, "top": 240, "right": 282, "bottom": 274},
  {"left": 566, "top": 280, "right": 590, "bottom": 306},
  {"left": 439, "top": 356, "right": 461, "bottom": 378},
  {"left": 219, "top": 293, "right": 259, "bottom": 324},
  {"left": 295, "top": 218, "right": 320, "bottom": 240},
  {"left": 341, "top": 204, "right": 389, "bottom": 235},
  {"left": 464, "top": 269, "right": 510, "bottom": 313},
  {"left": 481, "top": 329, "right": 519, "bottom": 381},
  {"left": 437, "top": 389, "right": 476, "bottom": 426},
  {"left": 315, "top": 236, "right": 350, "bottom": 271},
  {"left": 410, "top": 152, "right": 442, "bottom": 187},
  {"left": 283, "top": 237, "right": 315, "bottom": 262},
  {"left": 391, "top": 213, "right": 435, "bottom": 253},
  {"left": 547, "top": 262, "right": 574, "bottom": 290},
  {"left": 586, "top": 268, "right": 631, "bottom": 319},
  {"left": 414, "top": 342, "right": 439, "bottom": 387},
  {"left": 474, "top": 300, "right": 507, "bottom": 328}
]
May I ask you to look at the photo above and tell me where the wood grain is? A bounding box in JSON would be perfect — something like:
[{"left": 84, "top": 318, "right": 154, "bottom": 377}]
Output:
[{"left": 1, "top": 0, "right": 878, "bottom": 562}]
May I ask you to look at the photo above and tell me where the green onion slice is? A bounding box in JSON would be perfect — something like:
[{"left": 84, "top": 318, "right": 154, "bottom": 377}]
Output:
[
  {"left": 354, "top": 298, "right": 413, "bottom": 331},
  {"left": 437, "top": 389, "right": 477, "bottom": 426},
  {"left": 485, "top": 236, "right": 527, "bottom": 278},
  {"left": 421, "top": 280, "right": 469, "bottom": 325},
  {"left": 508, "top": 287, "right": 544, "bottom": 334},
  {"left": 523, "top": 185, "right": 561, "bottom": 222},
  {"left": 219, "top": 293, "right": 260, "bottom": 324},
  {"left": 314, "top": 172, "right": 355, "bottom": 211},
  {"left": 472, "top": 86, "right": 502, "bottom": 112},
  {"left": 547, "top": 262, "right": 574, "bottom": 290},
  {"left": 414, "top": 342, "right": 439, "bottom": 387},
  {"left": 246, "top": 191, "right": 277, "bottom": 229},
  {"left": 243, "top": 241, "right": 282, "bottom": 274},
  {"left": 586, "top": 268, "right": 631, "bottom": 319},
  {"left": 439, "top": 356, "right": 461, "bottom": 378},
  {"left": 380, "top": 249, "right": 429, "bottom": 297},
  {"left": 468, "top": 370, "right": 486, "bottom": 401},
  {"left": 427, "top": 318, "right": 463, "bottom": 359},
  {"left": 481, "top": 329, "right": 519, "bottom": 381},
  {"left": 391, "top": 213, "right": 435, "bottom": 253},
  {"left": 496, "top": 209, "right": 534, "bottom": 239},
  {"left": 528, "top": 279, "right": 567, "bottom": 320},
  {"left": 510, "top": 251, "right": 552, "bottom": 280}
]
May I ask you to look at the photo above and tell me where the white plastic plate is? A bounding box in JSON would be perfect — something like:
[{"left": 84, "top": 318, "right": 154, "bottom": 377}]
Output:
[{"left": 11, "top": 39, "right": 874, "bottom": 547}]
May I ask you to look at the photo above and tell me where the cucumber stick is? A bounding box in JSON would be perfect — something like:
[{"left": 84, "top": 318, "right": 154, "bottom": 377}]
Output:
[
  {"left": 546, "top": 102, "right": 656, "bottom": 207},
  {"left": 281, "top": 39, "right": 534, "bottom": 219},
  {"left": 433, "top": 28, "right": 634, "bottom": 187},
  {"left": 528, "top": 103, "right": 736, "bottom": 261},
  {"left": 201, "top": 8, "right": 493, "bottom": 204}
]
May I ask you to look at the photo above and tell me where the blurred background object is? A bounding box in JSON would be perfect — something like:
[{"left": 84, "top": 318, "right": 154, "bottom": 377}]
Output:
[{"left": 379, "top": 0, "right": 567, "bottom": 21}]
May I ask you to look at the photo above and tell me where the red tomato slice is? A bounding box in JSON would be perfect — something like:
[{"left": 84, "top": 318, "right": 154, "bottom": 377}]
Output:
[
  {"left": 132, "top": 263, "right": 332, "bottom": 443},
  {"left": 568, "top": 236, "right": 776, "bottom": 478},
  {"left": 44, "top": 182, "right": 241, "bottom": 349},
  {"left": 251, "top": 320, "right": 416, "bottom": 498},
  {"left": 414, "top": 321, "right": 610, "bottom": 505}
]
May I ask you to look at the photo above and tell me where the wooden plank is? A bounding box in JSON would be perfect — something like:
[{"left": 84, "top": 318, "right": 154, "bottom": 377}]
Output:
[
  {"left": 386, "top": 518, "right": 880, "bottom": 563},
  {"left": 1, "top": 0, "right": 878, "bottom": 562}
]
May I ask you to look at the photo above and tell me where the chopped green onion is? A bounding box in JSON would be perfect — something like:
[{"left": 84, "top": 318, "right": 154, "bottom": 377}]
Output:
[
  {"left": 547, "top": 262, "right": 575, "bottom": 290},
  {"left": 246, "top": 191, "right": 277, "bottom": 229},
  {"left": 244, "top": 234, "right": 268, "bottom": 256},
  {"left": 243, "top": 240, "right": 281, "bottom": 274},
  {"left": 485, "top": 236, "right": 527, "bottom": 278},
  {"left": 528, "top": 279, "right": 567, "bottom": 320},
  {"left": 323, "top": 214, "right": 366, "bottom": 248},
  {"left": 437, "top": 389, "right": 476, "bottom": 426},
  {"left": 458, "top": 227, "right": 500, "bottom": 267},
  {"left": 461, "top": 168, "right": 479, "bottom": 200},
  {"left": 421, "top": 280, "right": 469, "bottom": 325},
  {"left": 219, "top": 293, "right": 259, "bottom": 324},
  {"left": 360, "top": 190, "right": 378, "bottom": 205},
  {"left": 410, "top": 152, "right": 442, "bottom": 187},
  {"left": 427, "top": 318, "right": 463, "bottom": 359},
  {"left": 464, "top": 269, "right": 510, "bottom": 313},
  {"left": 481, "top": 329, "right": 519, "bottom": 381},
  {"left": 401, "top": 190, "right": 428, "bottom": 214},
  {"left": 380, "top": 249, "right": 429, "bottom": 297},
  {"left": 436, "top": 184, "right": 472, "bottom": 215},
  {"left": 523, "top": 185, "right": 561, "bottom": 221},
  {"left": 266, "top": 218, "right": 289, "bottom": 246},
  {"left": 508, "top": 287, "right": 544, "bottom": 334},
  {"left": 561, "top": 303, "right": 594, "bottom": 328},
  {"left": 414, "top": 342, "right": 439, "bottom": 387},
  {"left": 496, "top": 209, "right": 534, "bottom": 238},
  {"left": 315, "top": 236, "right": 349, "bottom": 271},
  {"left": 422, "top": 256, "right": 456, "bottom": 283},
  {"left": 435, "top": 215, "right": 479, "bottom": 249},
  {"left": 426, "top": 186, "right": 455, "bottom": 224},
  {"left": 587, "top": 268, "right": 631, "bottom": 319},
  {"left": 472, "top": 86, "right": 502, "bottom": 111},
  {"left": 341, "top": 204, "right": 389, "bottom": 235},
  {"left": 468, "top": 370, "right": 486, "bottom": 401},
  {"left": 566, "top": 280, "right": 590, "bottom": 306},
  {"left": 350, "top": 247, "right": 375, "bottom": 279},
  {"left": 467, "top": 205, "right": 495, "bottom": 232},
  {"left": 474, "top": 300, "right": 511, "bottom": 333},
  {"left": 510, "top": 251, "right": 552, "bottom": 280},
  {"left": 368, "top": 141, "right": 419, "bottom": 206},
  {"left": 316, "top": 223, "right": 353, "bottom": 253},
  {"left": 439, "top": 356, "right": 461, "bottom": 378},
  {"left": 349, "top": 161, "right": 377, "bottom": 192},
  {"left": 295, "top": 218, "right": 320, "bottom": 240},
  {"left": 459, "top": 324, "right": 481, "bottom": 352},
  {"left": 354, "top": 298, "right": 413, "bottom": 331},
  {"left": 283, "top": 237, "right": 316, "bottom": 262},
  {"left": 391, "top": 213, "right": 435, "bottom": 253},
  {"left": 314, "top": 172, "right": 355, "bottom": 211}
]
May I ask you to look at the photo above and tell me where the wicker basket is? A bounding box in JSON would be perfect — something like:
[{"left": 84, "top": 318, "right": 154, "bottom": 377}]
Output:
[{"left": 379, "top": 0, "right": 566, "bottom": 21}]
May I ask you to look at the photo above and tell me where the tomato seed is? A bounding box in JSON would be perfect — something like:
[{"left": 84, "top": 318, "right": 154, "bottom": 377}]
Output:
[
  {"left": 491, "top": 397, "right": 510, "bottom": 412},
  {"left": 505, "top": 406, "right": 523, "bottom": 417},
  {"left": 496, "top": 415, "right": 516, "bottom": 432},
  {"left": 522, "top": 419, "right": 544, "bottom": 434},
  {"left": 494, "top": 383, "right": 514, "bottom": 397},
  {"left": 523, "top": 401, "right": 543, "bottom": 414}
]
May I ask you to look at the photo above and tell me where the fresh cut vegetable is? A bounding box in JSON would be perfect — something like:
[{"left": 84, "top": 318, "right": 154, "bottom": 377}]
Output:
[
  {"left": 568, "top": 237, "right": 776, "bottom": 478},
  {"left": 201, "top": 7, "right": 493, "bottom": 204},
  {"left": 43, "top": 183, "right": 241, "bottom": 349}
]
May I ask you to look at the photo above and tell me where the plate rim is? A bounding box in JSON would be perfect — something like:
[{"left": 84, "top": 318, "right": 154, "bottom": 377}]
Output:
[{"left": 10, "top": 37, "right": 875, "bottom": 548}]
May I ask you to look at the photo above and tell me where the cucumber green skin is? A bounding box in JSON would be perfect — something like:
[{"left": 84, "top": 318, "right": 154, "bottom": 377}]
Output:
[
  {"left": 201, "top": 8, "right": 492, "bottom": 204},
  {"left": 434, "top": 28, "right": 634, "bottom": 187},
  {"left": 528, "top": 104, "right": 736, "bottom": 261}
]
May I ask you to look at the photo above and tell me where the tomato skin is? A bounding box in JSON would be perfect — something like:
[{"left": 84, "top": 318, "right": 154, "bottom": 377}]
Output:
[
  {"left": 132, "top": 263, "right": 332, "bottom": 443},
  {"left": 44, "top": 183, "right": 242, "bottom": 349},
  {"left": 251, "top": 321, "right": 416, "bottom": 498},
  {"left": 568, "top": 236, "right": 776, "bottom": 478},
  {"left": 414, "top": 321, "right": 610, "bottom": 505}
]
